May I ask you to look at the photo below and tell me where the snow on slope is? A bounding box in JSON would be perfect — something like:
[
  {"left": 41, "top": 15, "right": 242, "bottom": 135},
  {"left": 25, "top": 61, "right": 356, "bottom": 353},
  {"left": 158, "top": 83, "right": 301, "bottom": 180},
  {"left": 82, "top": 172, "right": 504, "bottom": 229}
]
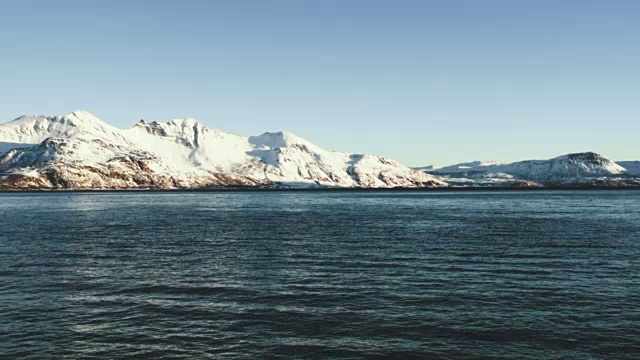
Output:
[
  {"left": 0, "top": 110, "right": 127, "bottom": 149},
  {"left": 123, "top": 119, "right": 443, "bottom": 188},
  {"left": 0, "top": 111, "right": 445, "bottom": 189},
  {"left": 617, "top": 161, "right": 640, "bottom": 176},
  {"left": 430, "top": 161, "right": 506, "bottom": 175},
  {"left": 123, "top": 119, "right": 262, "bottom": 176},
  {"left": 427, "top": 152, "right": 629, "bottom": 184},
  {"left": 430, "top": 153, "right": 627, "bottom": 179},
  {"left": 497, "top": 152, "right": 626, "bottom": 180}
]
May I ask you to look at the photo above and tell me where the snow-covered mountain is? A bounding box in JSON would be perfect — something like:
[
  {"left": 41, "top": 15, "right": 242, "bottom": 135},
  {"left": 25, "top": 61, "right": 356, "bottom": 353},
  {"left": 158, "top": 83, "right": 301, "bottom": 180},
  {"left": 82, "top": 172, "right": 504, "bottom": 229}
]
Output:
[
  {"left": 425, "top": 152, "right": 639, "bottom": 186},
  {"left": 0, "top": 111, "right": 445, "bottom": 190},
  {"left": 617, "top": 161, "right": 640, "bottom": 176},
  {"left": 0, "top": 110, "right": 127, "bottom": 145},
  {"left": 428, "top": 161, "right": 506, "bottom": 175}
]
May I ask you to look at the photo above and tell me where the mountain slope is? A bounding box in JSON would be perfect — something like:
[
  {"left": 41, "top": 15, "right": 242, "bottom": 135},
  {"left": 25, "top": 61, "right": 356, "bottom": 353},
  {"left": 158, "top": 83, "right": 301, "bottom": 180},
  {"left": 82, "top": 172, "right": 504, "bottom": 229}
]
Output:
[
  {"left": 123, "top": 119, "right": 443, "bottom": 188},
  {"left": 493, "top": 153, "right": 626, "bottom": 181},
  {"left": 618, "top": 161, "right": 640, "bottom": 176},
  {"left": 0, "top": 111, "right": 445, "bottom": 190},
  {"left": 0, "top": 110, "right": 127, "bottom": 149},
  {"left": 426, "top": 152, "right": 635, "bottom": 186},
  {"left": 428, "top": 161, "right": 506, "bottom": 175}
]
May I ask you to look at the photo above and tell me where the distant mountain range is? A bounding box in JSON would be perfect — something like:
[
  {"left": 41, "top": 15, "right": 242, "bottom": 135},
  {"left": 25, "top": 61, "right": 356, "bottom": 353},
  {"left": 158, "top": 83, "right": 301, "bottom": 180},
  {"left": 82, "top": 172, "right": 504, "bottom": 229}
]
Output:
[
  {"left": 1, "top": 111, "right": 638, "bottom": 190},
  {"left": 0, "top": 111, "right": 444, "bottom": 190},
  {"left": 420, "top": 153, "right": 640, "bottom": 187}
]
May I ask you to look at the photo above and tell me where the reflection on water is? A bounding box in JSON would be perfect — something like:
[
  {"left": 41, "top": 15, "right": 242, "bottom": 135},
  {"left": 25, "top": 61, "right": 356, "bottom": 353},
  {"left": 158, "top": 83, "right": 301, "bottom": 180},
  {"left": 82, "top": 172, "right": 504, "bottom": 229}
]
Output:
[{"left": 0, "top": 191, "right": 639, "bottom": 359}]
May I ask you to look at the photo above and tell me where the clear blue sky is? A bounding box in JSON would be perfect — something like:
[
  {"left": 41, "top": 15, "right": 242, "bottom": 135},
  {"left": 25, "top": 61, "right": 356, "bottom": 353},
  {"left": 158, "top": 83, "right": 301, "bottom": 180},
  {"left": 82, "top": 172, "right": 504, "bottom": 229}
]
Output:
[{"left": 1, "top": 0, "right": 638, "bottom": 166}]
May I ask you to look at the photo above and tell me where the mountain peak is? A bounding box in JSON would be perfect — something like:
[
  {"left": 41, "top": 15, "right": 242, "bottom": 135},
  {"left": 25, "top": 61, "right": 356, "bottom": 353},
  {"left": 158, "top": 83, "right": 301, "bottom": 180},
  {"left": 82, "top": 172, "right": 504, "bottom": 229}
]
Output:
[
  {"left": 65, "top": 109, "right": 97, "bottom": 119},
  {"left": 431, "top": 151, "right": 628, "bottom": 182},
  {"left": 8, "top": 110, "right": 104, "bottom": 125},
  {"left": 59, "top": 110, "right": 110, "bottom": 126},
  {"left": 0, "top": 110, "right": 120, "bottom": 146},
  {"left": 248, "top": 131, "right": 315, "bottom": 150},
  {"left": 169, "top": 117, "right": 207, "bottom": 128},
  {"left": 552, "top": 152, "right": 618, "bottom": 166},
  {"left": 564, "top": 151, "right": 608, "bottom": 161}
]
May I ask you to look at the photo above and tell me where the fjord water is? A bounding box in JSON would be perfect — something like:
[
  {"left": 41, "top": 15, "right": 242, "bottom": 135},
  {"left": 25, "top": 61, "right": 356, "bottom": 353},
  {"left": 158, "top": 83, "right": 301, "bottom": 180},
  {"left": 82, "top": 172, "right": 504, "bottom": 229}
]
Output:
[{"left": 1, "top": 191, "right": 638, "bottom": 359}]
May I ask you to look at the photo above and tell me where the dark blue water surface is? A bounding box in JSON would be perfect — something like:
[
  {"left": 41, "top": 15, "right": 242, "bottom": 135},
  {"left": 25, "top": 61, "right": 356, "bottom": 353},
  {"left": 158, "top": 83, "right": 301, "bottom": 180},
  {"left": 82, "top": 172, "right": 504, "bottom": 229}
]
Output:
[{"left": 1, "top": 191, "right": 639, "bottom": 359}]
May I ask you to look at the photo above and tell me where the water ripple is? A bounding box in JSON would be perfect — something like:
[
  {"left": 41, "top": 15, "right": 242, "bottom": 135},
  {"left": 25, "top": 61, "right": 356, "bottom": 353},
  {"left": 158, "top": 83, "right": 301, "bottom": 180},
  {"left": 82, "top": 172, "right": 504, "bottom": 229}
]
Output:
[{"left": 0, "top": 190, "right": 639, "bottom": 359}]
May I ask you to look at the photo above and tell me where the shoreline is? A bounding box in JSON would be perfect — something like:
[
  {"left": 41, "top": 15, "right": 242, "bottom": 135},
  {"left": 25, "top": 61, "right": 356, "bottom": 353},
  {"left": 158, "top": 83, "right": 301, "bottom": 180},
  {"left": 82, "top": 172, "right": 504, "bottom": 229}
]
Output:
[{"left": 1, "top": 185, "right": 640, "bottom": 193}]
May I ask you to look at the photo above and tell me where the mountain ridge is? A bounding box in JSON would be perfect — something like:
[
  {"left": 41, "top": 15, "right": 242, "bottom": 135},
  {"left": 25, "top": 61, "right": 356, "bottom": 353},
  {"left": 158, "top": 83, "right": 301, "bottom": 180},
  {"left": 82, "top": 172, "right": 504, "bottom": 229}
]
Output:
[
  {"left": 422, "top": 152, "right": 639, "bottom": 187},
  {"left": 0, "top": 110, "right": 445, "bottom": 190},
  {"left": 2, "top": 110, "right": 638, "bottom": 190}
]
